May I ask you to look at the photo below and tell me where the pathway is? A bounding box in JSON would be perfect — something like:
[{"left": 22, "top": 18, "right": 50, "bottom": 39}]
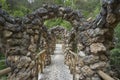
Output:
[{"left": 38, "top": 44, "right": 73, "bottom": 80}]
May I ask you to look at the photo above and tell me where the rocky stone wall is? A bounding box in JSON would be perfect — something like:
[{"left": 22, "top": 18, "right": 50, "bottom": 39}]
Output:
[
  {"left": 49, "top": 26, "right": 66, "bottom": 54},
  {"left": 0, "top": 4, "right": 82, "bottom": 80},
  {"left": 0, "top": 13, "right": 44, "bottom": 79},
  {"left": 0, "top": 0, "right": 120, "bottom": 79},
  {"left": 64, "top": 0, "right": 120, "bottom": 80}
]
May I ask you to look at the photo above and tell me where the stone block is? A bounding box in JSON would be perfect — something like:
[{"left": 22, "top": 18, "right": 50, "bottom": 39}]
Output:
[
  {"left": 83, "top": 55, "right": 99, "bottom": 64},
  {"left": 3, "top": 30, "right": 13, "bottom": 38},
  {"left": 81, "top": 66, "right": 94, "bottom": 77},
  {"left": 90, "top": 62, "right": 106, "bottom": 70},
  {"left": 90, "top": 43, "right": 106, "bottom": 55}
]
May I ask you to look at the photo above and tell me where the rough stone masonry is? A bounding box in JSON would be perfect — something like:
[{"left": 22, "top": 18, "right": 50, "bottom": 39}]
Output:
[
  {"left": 64, "top": 0, "right": 120, "bottom": 80},
  {"left": 0, "top": 0, "right": 120, "bottom": 80}
]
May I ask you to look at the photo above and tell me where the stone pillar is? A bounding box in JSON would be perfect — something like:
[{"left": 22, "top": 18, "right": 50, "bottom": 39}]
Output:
[{"left": 74, "top": 0, "right": 120, "bottom": 79}]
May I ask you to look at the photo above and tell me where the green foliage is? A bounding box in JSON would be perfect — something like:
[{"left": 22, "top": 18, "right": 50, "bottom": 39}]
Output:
[
  {"left": 110, "top": 48, "right": 120, "bottom": 65},
  {"left": 75, "top": 0, "right": 101, "bottom": 18},
  {"left": 13, "top": 10, "right": 24, "bottom": 17},
  {"left": 0, "top": 0, "right": 31, "bottom": 17},
  {"left": 0, "top": 53, "right": 4, "bottom": 59},
  {"left": 64, "top": 0, "right": 73, "bottom": 7},
  {"left": 12, "top": 6, "right": 31, "bottom": 17},
  {"left": 0, "top": 53, "right": 7, "bottom": 79},
  {"left": 54, "top": 0, "right": 64, "bottom": 5},
  {"left": 110, "top": 24, "right": 120, "bottom": 68},
  {"left": 0, "top": 0, "right": 101, "bottom": 18},
  {"left": 0, "top": 0, "right": 9, "bottom": 11},
  {"left": 114, "top": 24, "right": 120, "bottom": 48},
  {"left": 44, "top": 18, "right": 72, "bottom": 30},
  {"left": 0, "top": 75, "right": 7, "bottom": 80},
  {"left": 0, "top": 53, "right": 6, "bottom": 70},
  {"left": 0, "top": 60, "right": 6, "bottom": 70}
]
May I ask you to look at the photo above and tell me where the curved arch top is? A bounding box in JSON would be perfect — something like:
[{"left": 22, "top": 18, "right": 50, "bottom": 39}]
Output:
[{"left": 25, "top": 4, "right": 83, "bottom": 28}]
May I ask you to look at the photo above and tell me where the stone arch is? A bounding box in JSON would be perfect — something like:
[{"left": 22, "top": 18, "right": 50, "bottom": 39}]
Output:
[
  {"left": 0, "top": 0, "right": 120, "bottom": 79},
  {"left": 0, "top": 4, "right": 83, "bottom": 80},
  {"left": 64, "top": 0, "right": 120, "bottom": 80},
  {"left": 49, "top": 26, "right": 66, "bottom": 35},
  {"left": 48, "top": 26, "right": 68, "bottom": 54},
  {"left": 33, "top": 4, "right": 83, "bottom": 27},
  {"left": 49, "top": 26, "right": 66, "bottom": 42}
]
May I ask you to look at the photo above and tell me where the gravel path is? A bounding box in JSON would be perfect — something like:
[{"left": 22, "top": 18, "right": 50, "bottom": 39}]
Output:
[{"left": 39, "top": 44, "right": 73, "bottom": 80}]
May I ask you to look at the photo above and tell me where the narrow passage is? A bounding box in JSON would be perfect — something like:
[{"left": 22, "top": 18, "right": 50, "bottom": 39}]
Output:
[{"left": 39, "top": 44, "right": 73, "bottom": 80}]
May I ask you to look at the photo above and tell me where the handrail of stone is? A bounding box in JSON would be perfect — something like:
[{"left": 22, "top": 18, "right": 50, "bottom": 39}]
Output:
[
  {"left": 0, "top": 67, "right": 11, "bottom": 76},
  {"left": 36, "top": 50, "right": 46, "bottom": 74}
]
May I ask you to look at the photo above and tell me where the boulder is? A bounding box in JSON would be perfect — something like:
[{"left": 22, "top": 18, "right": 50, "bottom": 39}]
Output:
[
  {"left": 90, "top": 62, "right": 106, "bottom": 70},
  {"left": 81, "top": 66, "right": 94, "bottom": 77},
  {"left": 28, "top": 44, "right": 37, "bottom": 52},
  {"left": 83, "top": 55, "right": 99, "bottom": 64},
  {"left": 106, "top": 13, "right": 116, "bottom": 24},
  {"left": 78, "top": 51, "right": 86, "bottom": 57},
  {"left": 90, "top": 43, "right": 106, "bottom": 55},
  {"left": 3, "top": 30, "right": 13, "bottom": 38}
]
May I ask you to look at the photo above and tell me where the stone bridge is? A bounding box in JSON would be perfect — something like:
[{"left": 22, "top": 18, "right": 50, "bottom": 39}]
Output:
[{"left": 0, "top": 0, "right": 120, "bottom": 80}]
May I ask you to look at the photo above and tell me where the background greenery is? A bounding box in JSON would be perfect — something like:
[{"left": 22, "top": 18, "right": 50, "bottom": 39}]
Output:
[
  {"left": 0, "top": 0, "right": 120, "bottom": 79},
  {"left": 44, "top": 18, "right": 72, "bottom": 30},
  {"left": 0, "top": 53, "right": 7, "bottom": 80}
]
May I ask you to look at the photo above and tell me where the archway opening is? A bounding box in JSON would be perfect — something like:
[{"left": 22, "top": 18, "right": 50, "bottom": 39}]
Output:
[
  {"left": 44, "top": 17, "right": 72, "bottom": 44},
  {"left": 44, "top": 17, "right": 72, "bottom": 30}
]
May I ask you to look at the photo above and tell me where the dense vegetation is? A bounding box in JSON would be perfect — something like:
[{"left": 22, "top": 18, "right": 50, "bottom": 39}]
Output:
[
  {"left": 110, "top": 24, "right": 120, "bottom": 74},
  {"left": 0, "top": 0, "right": 120, "bottom": 78},
  {"left": 44, "top": 18, "right": 72, "bottom": 30},
  {"left": 0, "top": 53, "right": 7, "bottom": 79}
]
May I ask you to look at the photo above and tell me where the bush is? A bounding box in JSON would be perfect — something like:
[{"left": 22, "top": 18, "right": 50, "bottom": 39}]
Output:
[
  {"left": 0, "top": 76, "right": 7, "bottom": 80},
  {"left": 44, "top": 18, "right": 72, "bottom": 30},
  {"left": 110, "top": 48, "right": 120, "bottom": 65},
  {"left": 0, "top": 53, "right": 6, "bottom": 70}
]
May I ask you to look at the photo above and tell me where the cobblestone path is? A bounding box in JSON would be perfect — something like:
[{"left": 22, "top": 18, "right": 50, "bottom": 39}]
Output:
[{"left": 39, "top": 44, "right": 73, "bottom": 80}]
